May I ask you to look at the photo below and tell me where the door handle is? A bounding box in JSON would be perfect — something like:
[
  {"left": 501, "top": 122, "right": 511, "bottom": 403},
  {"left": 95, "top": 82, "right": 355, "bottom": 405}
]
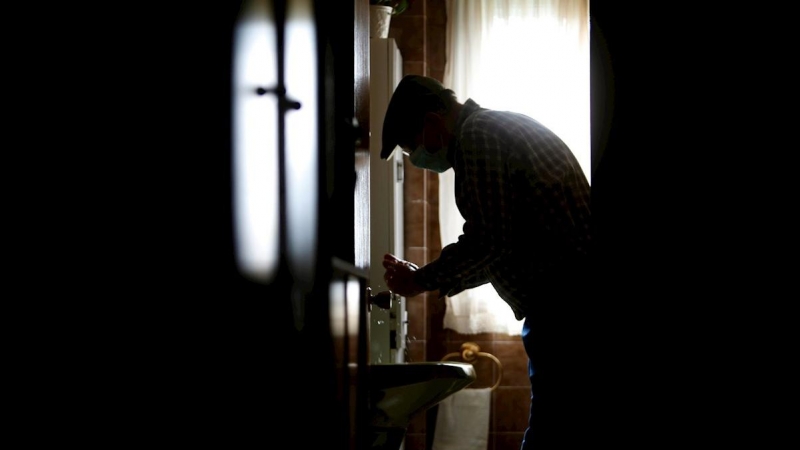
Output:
[{"left": 366, "top": 287, "right": 392, "bottom": 311}]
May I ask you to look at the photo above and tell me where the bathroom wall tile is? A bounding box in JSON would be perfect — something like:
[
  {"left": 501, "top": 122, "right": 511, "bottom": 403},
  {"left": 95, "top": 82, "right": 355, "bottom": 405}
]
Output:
[
  {"left": 406, "top": 292, "right": 425, "bottom": 342},
  {"left": 407, "top": 338, "right": 426, "bottom": 363},
  {"left": 427, "top": 24, "right": 446, "bottom": 72},
  {"left": 404, "top": 0, "right": 425, "bottom": 17},
  {"left": 425, "top": 321, "right": 448, "bottom": 359},
  {"left": 404, "top": 164, "right": 425, "bottom": 201},
  {"left": 429, "top": 68, "right": 444, "bottom": 83},
  {"left": 472, "top": 357, "right": 498, "bottom": 389},
  {"left": 446, "top": 329, "right": 495, "bottom": 343},
  {"left": 404, "top": 433, "right": 425, "bottom": 450},
  {"left": 407, "top": 409, "right": 427, "bottom": 434},
  {"left": 427, "top": 284, "right": 440, "bottom": 302},
  {"left": 404, "top": 246, "right": 428, "bottom": 268},
  {"left": 493, "top": 340, "right": 529, "bottom": 387},
  {"left": 494, "top": 387, "right": 530, "bottom": 432},
  {"left": 495, "top": 432, "right": 525, "bottom": 450},
  {"left": 426, "top": 201, "right": 441, "bottom": 252},
  {"left": 492, "top": 332, "right": 521, "bottom": 342},
  {"left": 426, "top": 291, "right": 447, "bottom": 350},
  {"left": 403, "top": 61, "right": 424, "bottom": 77},
  {"left": 487, "top": 407, "right": 497, "bottom": 450},
  {"left": 404, "top": 222, "right": 425, "bottom": 250},
  {"left": 487, "top": 432, "right": 497, "bottom": 450},
  {"left": 426, "top": 170, "right": 439, "bottom": 205},
  {"left": 426, "top": 405, "right": 441, "bottom": 447},
  {"left": 390, "top": 15, "right": 425, "bottom": 62},
  {"left": 403, "top": 200, "right": 425, "bottom": 248},
  {"left": 427, "top": 0, "right": 447, "bottom": 25},
  {"left": 406, "top": 289, "right": 427, "bottom": 342},
  {"left": 442, "top": 339, "right": 463, "bottom": 355}
]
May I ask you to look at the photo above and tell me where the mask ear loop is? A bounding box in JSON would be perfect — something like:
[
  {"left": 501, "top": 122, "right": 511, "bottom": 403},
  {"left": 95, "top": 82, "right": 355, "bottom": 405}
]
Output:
[
  {"left": 421, "top": 123, "right": 444, "bottom": 156},
  {"left": 421, "top": 127, "right": 434, "bottom": 155}
]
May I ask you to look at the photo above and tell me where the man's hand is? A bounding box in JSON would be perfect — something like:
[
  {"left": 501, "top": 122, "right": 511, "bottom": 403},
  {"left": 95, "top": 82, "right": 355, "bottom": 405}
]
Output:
[{"left": 383, "top": 253, "right": 426, "bottom": 297}]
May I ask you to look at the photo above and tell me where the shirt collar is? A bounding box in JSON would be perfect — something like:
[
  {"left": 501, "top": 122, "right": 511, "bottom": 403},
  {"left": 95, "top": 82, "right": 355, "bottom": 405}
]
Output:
[
  {"left": 448, "top": 99, "right": 483, "bottom": 168},
  {"left": 454, "top": 99, "right": 483, "bottom": 136}
]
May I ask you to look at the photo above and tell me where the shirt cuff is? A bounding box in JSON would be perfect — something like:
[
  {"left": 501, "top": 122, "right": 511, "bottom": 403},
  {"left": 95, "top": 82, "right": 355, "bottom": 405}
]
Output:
[{"left": 412, "top": 267, "right": 438, "bottom": 291}]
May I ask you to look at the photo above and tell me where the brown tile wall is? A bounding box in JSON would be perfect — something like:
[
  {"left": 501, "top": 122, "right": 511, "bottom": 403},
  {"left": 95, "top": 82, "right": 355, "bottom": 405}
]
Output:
[{"left": 387, "top": 1, "right": 530, "bottom": 449}]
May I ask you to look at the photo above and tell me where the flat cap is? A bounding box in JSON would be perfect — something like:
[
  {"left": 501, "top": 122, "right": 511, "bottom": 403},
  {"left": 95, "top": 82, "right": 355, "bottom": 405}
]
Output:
[{"left": 381, "top": 75, "right": 447, "bottom": 159}]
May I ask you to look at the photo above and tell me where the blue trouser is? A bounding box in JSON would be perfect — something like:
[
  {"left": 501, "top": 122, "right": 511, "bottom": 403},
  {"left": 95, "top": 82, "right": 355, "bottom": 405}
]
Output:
[
  {"left": 519, "top": 310, "right": 588, "bottom": 449},
  {"left": 517, "top": 261, "right": 593, "bottom": 449}
]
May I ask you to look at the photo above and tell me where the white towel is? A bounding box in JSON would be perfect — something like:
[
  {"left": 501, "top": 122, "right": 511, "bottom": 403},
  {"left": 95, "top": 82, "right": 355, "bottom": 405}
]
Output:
[{"left": 432, "top": 388, "right": 492, "bottom": 450}]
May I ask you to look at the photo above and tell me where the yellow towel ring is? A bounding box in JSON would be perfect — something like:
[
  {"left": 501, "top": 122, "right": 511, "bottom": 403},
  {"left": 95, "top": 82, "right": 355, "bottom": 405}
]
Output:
[{"left": 441, "top": 342, "right": 503, "bottom": 391}]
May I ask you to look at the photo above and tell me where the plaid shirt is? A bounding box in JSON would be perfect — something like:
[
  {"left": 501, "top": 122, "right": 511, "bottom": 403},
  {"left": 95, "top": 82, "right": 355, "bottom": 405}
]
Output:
[{"left": 414, "top": 99, "right": 591, "bottom": 320}]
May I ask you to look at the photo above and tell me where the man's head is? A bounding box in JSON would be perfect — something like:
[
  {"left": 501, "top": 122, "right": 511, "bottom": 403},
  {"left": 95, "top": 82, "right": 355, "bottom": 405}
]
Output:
[{"left": 380, "top": 75, "right": 458, "bottom": 161}]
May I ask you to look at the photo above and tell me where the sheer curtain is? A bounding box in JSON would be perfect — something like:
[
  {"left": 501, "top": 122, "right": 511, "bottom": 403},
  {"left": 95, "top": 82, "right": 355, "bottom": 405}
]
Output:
[{"left": 441, "top": 0, "right": 590, "bottom": 335}]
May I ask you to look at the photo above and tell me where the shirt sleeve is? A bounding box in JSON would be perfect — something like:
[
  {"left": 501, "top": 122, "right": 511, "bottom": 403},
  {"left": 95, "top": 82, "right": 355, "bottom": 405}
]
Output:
[
  {"left": 414, "top": 246, "right": 491, "bottom": 298},
  {"left": 414, "top": 114, "right": 513, "bottom": 295}
]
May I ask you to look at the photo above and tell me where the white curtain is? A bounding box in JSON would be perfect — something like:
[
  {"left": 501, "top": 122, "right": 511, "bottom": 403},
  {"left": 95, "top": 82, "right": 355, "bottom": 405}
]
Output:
[{"left": 441, "top": 0, "right": 590, "bottom": 335}]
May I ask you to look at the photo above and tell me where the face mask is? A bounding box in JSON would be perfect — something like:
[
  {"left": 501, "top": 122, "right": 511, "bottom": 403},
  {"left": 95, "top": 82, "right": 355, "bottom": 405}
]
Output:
[
  {"left": 410, "top": 144, "right": 451, "bottom": 173},
  {"left": 409, "top": 134, "right": 451, "bottom": 173}
]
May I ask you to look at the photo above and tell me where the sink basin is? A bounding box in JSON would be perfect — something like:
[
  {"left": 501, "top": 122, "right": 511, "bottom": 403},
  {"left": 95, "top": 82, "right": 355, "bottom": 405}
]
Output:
[{"left": 367, "top": 362, "right": 476, "bottom": 449}]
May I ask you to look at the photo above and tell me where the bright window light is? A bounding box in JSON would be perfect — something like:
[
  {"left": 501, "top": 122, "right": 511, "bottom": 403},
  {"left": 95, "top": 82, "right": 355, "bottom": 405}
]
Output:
[
  {"left": 476, "top": 14, "right": 590, "bottom": 183},
  {"left": 284, "top": 0, "right": 318, "bottom": 289},
  {"left": 232, "top": 0, "right": 280, "bottom": 283}
]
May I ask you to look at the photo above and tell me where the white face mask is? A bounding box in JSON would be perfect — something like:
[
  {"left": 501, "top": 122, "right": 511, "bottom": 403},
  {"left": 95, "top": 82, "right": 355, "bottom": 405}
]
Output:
[{"left": 409, "top": 132, "right": 451, "bottom": 173}]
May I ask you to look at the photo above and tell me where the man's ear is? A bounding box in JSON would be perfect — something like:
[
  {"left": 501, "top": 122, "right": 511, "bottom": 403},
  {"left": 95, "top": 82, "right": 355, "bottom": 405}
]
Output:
[{"left": 423, "top": 111, "right": 444, "bottom": 130}]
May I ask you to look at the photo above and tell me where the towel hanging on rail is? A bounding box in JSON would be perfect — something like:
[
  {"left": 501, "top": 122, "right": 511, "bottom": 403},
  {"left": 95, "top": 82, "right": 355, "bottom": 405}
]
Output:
[{"left": 432, "top": 387, "right": 491, "bottom": 450}]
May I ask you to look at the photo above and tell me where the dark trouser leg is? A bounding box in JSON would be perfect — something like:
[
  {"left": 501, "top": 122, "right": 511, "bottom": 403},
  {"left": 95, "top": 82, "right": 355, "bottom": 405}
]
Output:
[
  {"left": 520, "top": 316, "right": 539, "bottom": 450},
  {"left": 519, "top": 310, "right": 586, "bottom": 449}
]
